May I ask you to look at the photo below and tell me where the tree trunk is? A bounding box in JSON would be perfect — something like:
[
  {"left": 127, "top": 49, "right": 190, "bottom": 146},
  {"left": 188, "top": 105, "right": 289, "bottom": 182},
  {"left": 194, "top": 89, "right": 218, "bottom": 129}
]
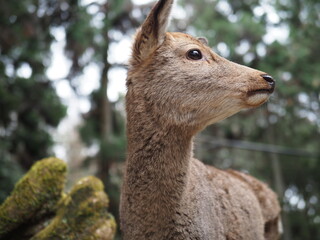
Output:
[{"left": 266, "top": 109, "right": 292, "bottom": 240}]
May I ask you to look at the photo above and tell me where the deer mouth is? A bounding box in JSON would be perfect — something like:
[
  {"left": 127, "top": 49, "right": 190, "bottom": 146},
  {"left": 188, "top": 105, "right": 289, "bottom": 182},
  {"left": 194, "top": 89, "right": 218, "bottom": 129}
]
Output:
[
  {"left": 245, "top": 87, "right": 274, "bottom": 106},
  {"left": 247, "top": 87, "right": 274, "bottom": 97}
]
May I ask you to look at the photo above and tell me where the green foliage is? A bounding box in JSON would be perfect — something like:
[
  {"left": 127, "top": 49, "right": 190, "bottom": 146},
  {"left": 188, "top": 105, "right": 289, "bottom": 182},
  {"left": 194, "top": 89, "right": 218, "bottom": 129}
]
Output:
[
  {"left": 0, "top": 0, "right": 68, "bottom": 175},
  {"left": 0, "top": 151, "right": 24, "bottom": 203}
]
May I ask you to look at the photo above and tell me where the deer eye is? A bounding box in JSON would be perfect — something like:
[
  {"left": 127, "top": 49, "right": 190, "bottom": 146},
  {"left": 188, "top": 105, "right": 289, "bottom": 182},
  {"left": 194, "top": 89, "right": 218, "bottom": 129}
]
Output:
[{"left": 187, "top": 49, "right": 202, "bottom": 60}]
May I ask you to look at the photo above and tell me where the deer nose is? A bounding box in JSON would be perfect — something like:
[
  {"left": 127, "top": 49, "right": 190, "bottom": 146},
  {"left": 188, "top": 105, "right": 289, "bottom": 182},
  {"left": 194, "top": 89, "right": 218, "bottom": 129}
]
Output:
[{"left": 261, "top": 74, "right": 275, "bottom": 88}]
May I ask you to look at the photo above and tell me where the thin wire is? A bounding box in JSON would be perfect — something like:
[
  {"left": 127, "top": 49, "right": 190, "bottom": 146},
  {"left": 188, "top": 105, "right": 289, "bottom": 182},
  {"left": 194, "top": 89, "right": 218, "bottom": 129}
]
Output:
[{"left": 198, "top": 137, "right": 320, "bottom": 158}]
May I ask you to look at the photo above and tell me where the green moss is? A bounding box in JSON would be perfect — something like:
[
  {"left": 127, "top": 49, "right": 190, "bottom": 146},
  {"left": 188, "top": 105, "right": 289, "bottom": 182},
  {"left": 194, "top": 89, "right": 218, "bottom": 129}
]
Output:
[
  {"left": 0, "top": 159, "right": 116, "bottom": 240},
  {"left": 0, "top": 157, "right": 67, "bottom": 238},
  {"left": 32, "top": 176, "right": 116, "bottom": 240}
]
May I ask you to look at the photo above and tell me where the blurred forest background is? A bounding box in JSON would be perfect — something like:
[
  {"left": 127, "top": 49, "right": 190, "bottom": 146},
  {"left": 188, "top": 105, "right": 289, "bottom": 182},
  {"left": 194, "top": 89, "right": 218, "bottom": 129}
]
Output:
[{"left": 0, "top": 0, "right": 319, "bottom": 239}]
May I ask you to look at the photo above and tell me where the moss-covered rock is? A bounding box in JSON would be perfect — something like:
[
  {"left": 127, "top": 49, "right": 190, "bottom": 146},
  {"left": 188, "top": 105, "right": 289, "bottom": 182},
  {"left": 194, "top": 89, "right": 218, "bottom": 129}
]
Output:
[
  {"left": 0, "top": 157, "right": 67, "bottom": 238},
  {"left": 32, "top": 176, "right": 116, "bottom": 240}
]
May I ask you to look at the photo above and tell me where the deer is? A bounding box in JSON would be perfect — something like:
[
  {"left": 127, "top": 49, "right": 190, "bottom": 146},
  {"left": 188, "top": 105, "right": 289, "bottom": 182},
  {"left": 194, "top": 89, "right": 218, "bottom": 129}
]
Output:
[{"left": 120, "top": 0, "right": 281, "bottom": 239}]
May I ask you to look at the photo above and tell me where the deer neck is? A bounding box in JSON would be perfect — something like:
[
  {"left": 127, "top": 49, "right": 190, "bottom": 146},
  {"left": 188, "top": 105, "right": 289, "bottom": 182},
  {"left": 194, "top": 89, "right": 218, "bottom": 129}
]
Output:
[{"left": 124, "top": 97, "right": 194, "bottom": 223}]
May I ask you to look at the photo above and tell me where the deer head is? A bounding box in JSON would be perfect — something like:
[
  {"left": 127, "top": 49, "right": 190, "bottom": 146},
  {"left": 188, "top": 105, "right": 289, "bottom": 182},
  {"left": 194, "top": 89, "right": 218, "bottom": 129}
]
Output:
[{"left": 127, "top": 0, "right": 275, "bottom": 132}]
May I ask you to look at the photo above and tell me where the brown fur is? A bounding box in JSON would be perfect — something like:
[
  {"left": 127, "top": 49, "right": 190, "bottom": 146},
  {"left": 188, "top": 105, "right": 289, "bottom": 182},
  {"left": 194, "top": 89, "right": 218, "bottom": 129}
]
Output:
[{"left": 120, "top": 0, "right": 281, "bottom": 239}]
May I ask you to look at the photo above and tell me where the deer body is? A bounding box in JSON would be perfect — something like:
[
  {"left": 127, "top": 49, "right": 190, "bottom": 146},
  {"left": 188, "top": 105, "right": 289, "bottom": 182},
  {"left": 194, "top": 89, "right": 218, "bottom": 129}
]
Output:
[{"left": 120, "top": 0, "right": 281, "bottom": 239}]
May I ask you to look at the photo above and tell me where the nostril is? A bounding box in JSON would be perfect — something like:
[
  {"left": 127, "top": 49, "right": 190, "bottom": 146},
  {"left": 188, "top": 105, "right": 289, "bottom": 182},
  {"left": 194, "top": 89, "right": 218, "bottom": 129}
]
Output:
[{"left": 261, "top": 74, "right": 275, "bottom": 84}]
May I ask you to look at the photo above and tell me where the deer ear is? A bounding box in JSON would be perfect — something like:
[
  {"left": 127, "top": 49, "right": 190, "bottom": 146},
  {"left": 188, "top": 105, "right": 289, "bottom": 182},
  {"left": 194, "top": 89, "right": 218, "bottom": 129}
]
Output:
[
  {"left": 131, "top": 0, "right": 174, "bottom": 67},
  {"left": 197, "top": 37, "right": 209, "bottom": 46}
]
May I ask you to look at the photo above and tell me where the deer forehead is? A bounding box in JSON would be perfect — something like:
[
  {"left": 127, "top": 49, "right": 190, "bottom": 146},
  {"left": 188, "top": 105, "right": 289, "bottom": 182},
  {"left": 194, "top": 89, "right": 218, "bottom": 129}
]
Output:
[{"left": 165, "top": 32, "right": 215, "bottom": 57}]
